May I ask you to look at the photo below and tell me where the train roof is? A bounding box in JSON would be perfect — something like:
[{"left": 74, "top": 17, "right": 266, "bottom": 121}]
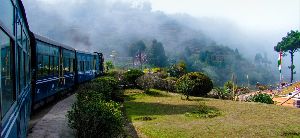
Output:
[
  {"left": 18, "top": 0, "right": 30, "bottom": 33},
  {"left": 33, "top": 33, "right": 75, "bottom": 51},
  {"left": 76, "top": 50, "right": 98, "bottom": 55}
]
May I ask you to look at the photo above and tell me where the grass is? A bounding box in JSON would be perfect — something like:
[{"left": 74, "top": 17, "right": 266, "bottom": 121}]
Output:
[
  {"left": 281, "top": 82, "right": 300, "bottom": 95},
  {"left": 124, "top": 89, "right": 300, "bottom": 138}
]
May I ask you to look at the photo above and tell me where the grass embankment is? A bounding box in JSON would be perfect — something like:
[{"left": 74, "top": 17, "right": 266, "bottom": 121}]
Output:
[
  {"left": 281, "top": 82, "right": 300, "bottom": 95},
  {"left": 125, "top": 89, "right": 300, "bottom": 138}
]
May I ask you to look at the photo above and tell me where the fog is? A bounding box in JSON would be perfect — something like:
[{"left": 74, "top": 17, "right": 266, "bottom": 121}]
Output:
[{"left": 23, "top": 0, "right": 300, "bottom": 81}]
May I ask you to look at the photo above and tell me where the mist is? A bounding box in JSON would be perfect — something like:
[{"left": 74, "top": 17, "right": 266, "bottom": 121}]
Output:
[{"left": 23, "top": 0, "right": 300, "bottom": 81}]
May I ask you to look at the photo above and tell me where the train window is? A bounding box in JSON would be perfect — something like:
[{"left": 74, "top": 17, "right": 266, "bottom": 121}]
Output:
[
  {"left": 26, "top": 54, "right": 30, "bottom": 84},
  {"left": 80, "top": 61, "right": 84, "bottom": 71},
  {"left": 22, "top": 30, "right": 27, "bottom": 48},
  {"left": 63, "top": 58, "right": 70, "bottom": 73},
  {"left": 18, "top": 46, "right": 24, "bottom": 92},
  {"left": 54, "top": 57, "right": 59, "bottom": 75},
  {"left": 70, "top": 59, "right": 75, "bottom": 73},
  {"left": 37, "top": 55, "right": 50, "bottom": 79},
  {"left": 0, "top": 0, "right": 14, "bottom": 33},
  {"left": 43, "top": 55, "right": 49, "bottom": 76},
  {"left": 49, "top": 56, "right": 54, "bottom": 75},
  {"left": 0, "top": 30, "right": 15, "bottom": 117},
  {"left": 16, "top": 16, "right": 22, "bottom": 45}
]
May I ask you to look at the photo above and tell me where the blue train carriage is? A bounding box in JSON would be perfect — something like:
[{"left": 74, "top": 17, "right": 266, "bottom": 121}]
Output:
[
  {"left": 32, "top": 34, "right": 76, "bottom": 105},
  {"left": 76, "top": 51, "right": 98, "bottom": 84},
  {"left": 0, "top": 0, "right": 32, "bottom": 137}
]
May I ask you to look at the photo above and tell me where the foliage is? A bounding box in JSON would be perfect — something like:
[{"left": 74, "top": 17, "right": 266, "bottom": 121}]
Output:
[
  {"left": 248, "top": 93, "right": 274, "bottom": 104},
  {"left": 167, "top": 61, "right": 187, "bottom": 78},
  {"left": 67, "top": 81, "right": 124, "bottom": 138},
  {"left": 128, "top": 40, "right": 146, "bottom": 57},
  {"left": 136, "top": 73, "right": 177, "bottom": 92},
  {"left": 136, "top": 74, "right": 156, "bottom": 92},
  {"left": 162, "top": 77, "right": 177, "bottom": 92},
  {"left": 147, "top": 39, "right": 168, "bottom": 67},
  {"left": 176, "top": 72, "right": 213, "bottom": 99},
  {"left": 124, "top": 69, "right": 144, "bottom": 87},
  {"left": 105, "top": 61, "right": 115, "bottom": 71},
  {"left": 274, "top": 30, "right": 300, "bottom": 83},
  {"left": 213, "top": 87, "right": 231, "bottom": 100},
  {"left": 182, "top": 39, "right": 276, "bottom": 86},
  {"left": 224, "top": 81, "right": 233, "bottom": 90},
  {"left": 91, "top": 77, "right": 121, "bottom": 102},
  {"left": 67, "top": 95, "right": 123, "bottom": 138}
]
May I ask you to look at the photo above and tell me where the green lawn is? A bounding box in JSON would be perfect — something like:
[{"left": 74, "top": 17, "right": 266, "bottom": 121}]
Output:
[{"left": 124, "top": 89, "right": 300, "bottom": 138}]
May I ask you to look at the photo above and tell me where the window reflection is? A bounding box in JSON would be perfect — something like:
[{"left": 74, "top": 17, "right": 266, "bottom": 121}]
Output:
[{"left": 1, "top": 30, "right": 15, "bottom": 117}]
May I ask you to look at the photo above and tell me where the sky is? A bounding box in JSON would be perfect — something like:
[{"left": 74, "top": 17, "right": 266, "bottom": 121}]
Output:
[
  {"left": 149, "top": 0, "right": 300, "bottom": 32},
  {"left": 25, "top": 0, "right": 300, "bottom": 80}
]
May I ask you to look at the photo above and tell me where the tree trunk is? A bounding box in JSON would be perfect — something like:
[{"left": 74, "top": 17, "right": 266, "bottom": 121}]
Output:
[{"left": 290, "top": 51, "right": 294, "bottom": 83}]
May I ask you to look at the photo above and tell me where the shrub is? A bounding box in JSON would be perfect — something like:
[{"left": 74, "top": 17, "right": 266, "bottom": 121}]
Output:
[
  {"left": 176, "top": 72, "right": 213, "bottom": 99},
  {"left": 214, "top": 87, "right": 231, "bottom": 100},
  {"left": 136, "top": 74, "right": 177, "bottom": 92},
  {"left": 92, "top": 77, "right": 122, "bottom": 102},
  {"left": 167, "top": 61, "right": 187, "bottom": 78},
  {"left": 124, "top": 69, "right": 144, "bottom": 87},
  {"left": 136, "top": 74, "right": 155, "bottom": 92},
  {"left": 67, "top": 95, "right": 124, "bottom": 138},
  {"left": 249, "top": 93, "right": 274, "bottom": 104},
  {"left": 162, "top": 77, "right": 177, "bottom": 92}
]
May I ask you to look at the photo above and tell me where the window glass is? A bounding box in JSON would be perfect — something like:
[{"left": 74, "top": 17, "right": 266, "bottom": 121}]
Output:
[
  {"left": 22, "top": 30, "right": 26, "bottom": 47},
  {"left": 16, "top": 16, "right": 22, "bottom": 45},
  {"left": 1, "top": 30, "right": 15, "bottom": 117},
  {"left": 26, "top": 54, "right": 30, "bottom": 84},
  {"left": 43, "top": 55, "right": 49, "bottom": 76},
  {"left": 70, "top": 59, "right": 74, "bottom": 73},
  {"left": 0, "top": 0, "right": 14, "bottom": 33},
  {"left": 53, "top": 57, "right": 59, "bottom": 75},
  {"left": 37, "top": 54, "right": 43, "bottom": 78},
  {"left": 63, "top": 58, "right": 70, "bottom": 73},
  {"left": 18, "top": 46, "right": 24, "bottom": 92}
]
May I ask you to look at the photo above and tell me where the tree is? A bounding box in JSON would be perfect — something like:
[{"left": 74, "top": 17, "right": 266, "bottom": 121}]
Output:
[
  {"left": 128, "top": 40, "right": 146, "bottom": 57},
  {"left": 147, "top": 39, "right": 168, "bottom": 67},
  {"left": 254, "top": 53, "right": 263, "bottom": 64},
  {"left": 274, "top": 30, "right": 300, "bottom": 83},
  {"left": 176, "top": 72, "right": 213, "bottom": 99},
  {"left": 167, "top": 61, "right": 187, "bottom": 78}
]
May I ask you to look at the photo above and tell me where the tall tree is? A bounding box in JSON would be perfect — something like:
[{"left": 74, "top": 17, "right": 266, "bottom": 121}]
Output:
[
  {"left": 128, "top": 40, "right": 146, "bottom": 57},
  {"left": 147, "top": 39, "right": 168, "bottom": 67},
  {"left": 274, "top": 30, "right": 300, "bottom": 83}
]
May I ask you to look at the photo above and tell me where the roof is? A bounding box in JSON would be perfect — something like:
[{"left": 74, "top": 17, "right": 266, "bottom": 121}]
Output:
[
  {"left": 76, "top": 50, "right": 97, "bottom": 56},
  {"left": 33, "top": 33, "right": 75, "bottom": 51}
]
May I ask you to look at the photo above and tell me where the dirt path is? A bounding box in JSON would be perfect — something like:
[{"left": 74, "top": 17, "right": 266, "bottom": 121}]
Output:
[{"left": 28, "top": 94, "right": 76, "bottom": 138}]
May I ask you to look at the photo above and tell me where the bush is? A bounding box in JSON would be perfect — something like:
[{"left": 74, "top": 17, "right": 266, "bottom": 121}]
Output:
[
  {"left": 136, "top": 74, "right": 177, "bottom": 92},
  {"left": 162, "top": 77, "right": 177, "bottom": 92},
  {"left": 136, "top": 74, "right": 156, "bottom": 92},
  {"left": 124, "top": 69, "right": 144, "bottom": 87},
  {"left": 176, "top": 72, "right": 213, "bottom": 98},
  {"left": 214, "top": 87, "right": 231, "bottom": 100},
  {"left": 92, "top": 77, "right": 122, "bottom": 102},
  {"left": 249, "top": 93, "right": 274, "bottom": 104},
  {"left": 67, "top": 94, "right": 124, "bottom": 138}
]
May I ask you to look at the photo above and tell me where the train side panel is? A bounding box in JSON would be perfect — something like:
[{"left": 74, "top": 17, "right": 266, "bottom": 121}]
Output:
[{"left": 0, "top": 0, "right": 32, "bottom": 137}]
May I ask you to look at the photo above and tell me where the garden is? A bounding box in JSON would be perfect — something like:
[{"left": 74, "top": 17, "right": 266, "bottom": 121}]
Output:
[{"left": 67, "top": 66, "right": 300, "bottom": 137}]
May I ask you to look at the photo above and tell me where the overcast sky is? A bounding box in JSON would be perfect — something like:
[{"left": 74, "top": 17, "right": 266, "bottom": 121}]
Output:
[{"left": 149, "top": 0, "right": 300, "bottom": 32}]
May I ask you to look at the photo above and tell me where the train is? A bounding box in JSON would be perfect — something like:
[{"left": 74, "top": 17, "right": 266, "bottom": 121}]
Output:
[{"left": 0, "top": 0, "right": 104, "bottom": 137}]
